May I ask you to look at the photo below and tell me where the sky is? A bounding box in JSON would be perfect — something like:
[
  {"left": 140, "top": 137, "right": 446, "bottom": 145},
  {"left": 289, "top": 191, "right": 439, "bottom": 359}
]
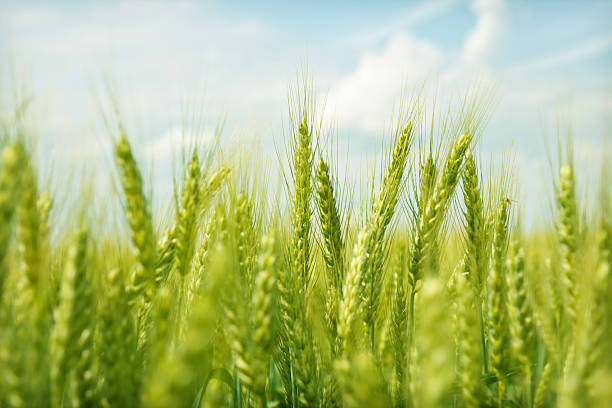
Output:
[{"left": 1, "top": 0, "right": 611, "bottom": 224}]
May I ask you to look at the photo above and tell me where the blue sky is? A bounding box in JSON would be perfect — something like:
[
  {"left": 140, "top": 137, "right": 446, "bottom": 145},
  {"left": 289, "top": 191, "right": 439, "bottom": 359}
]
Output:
[{"left": 1, "top": 0, "right": 611, "bottom": 223}]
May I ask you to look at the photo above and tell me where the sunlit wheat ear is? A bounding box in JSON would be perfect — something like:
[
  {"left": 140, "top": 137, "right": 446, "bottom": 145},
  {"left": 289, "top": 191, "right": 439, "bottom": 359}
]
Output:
[
  {"left": 292, "top": 115, "right": 313, "bottom": 295},
  {"left": 286, "top": 296, "right": 319, "bottom": 407},
  {"left": 99, "top": 268, "right": 139, "bottom": 407},
  {"left": 146, "top": 284, "right": 172, "bottom": 366},
  {"left": 462, "top": 149, "right": 486, "bottom": 292},
  {"left": 50, "top": 227, "right": 97, "bottom": 407},
  {"left": 418, "top": 151, "right": 436, "bottom": 216},
  {"left": 533, "top": 361, "right": 553, "bottom": 408},
  {"left": 316, "top": 158, "right": 344, "bottom": 286},
  {"left": 531, "top": 279, "right": 559, "bottom": 368},
  {"left": 488, "top": 197, "right": 511, "bottom": 406},
  {"left": 243, "top": 232, "right": 278, "bottom": 401},
  {"left": 574, "top": 221, "right": 610, "bottom": 404},
  {"left": 508, "top": 236, "right": 534, "bottom": 386},
  {"left": 6, "top": 143, "right": 45, "bottom": 407},
  {"left": 454, "top": 268, "right": 487, "bottom": 407},
  {"left": 143, "top": 242, "right": 227, "bottom": 408},
  {"left": 337, "top": 223, "right": 368, "bottom": 353},
  {"left": 154, "top": 224, "right": 176, "bottom": 287},
  {"left": 234, "top": 191, "right": 256, "bottom": 286},
  {"left": 316, "top": 157, "right": 344, "bottom": 345},
  {"left": 334, "top": 352, "right": 392, "bottom": 408},
  {"left": 338, "top": 122, "right": 412, "bottom": 353},
  {"left": 16, "top": 147, "right": 42, "bottom": 289},
  {"left": 222, "top": 228, "right": 252, "bottom": 400},
  {"left": 414, "top": 278, "right": 456, "bottom": 407},
  {"left": 281, "top": 108, "right": 320, "bottom": 406},
  {"left": 277, "top": 246, "right": 319, "bottom": 407},
  {"left": 115, "top": 134, "right": 157, "bottom": 304},
  {"left": 36, "top": 190, "right": 52, "bottom": 260},
  {"left": 224, "top": 283, "right": 250, "bottom": 401},
  {"left": 0, "top": 140, "right": 25, "bottom": 299},
  {"left": 172, "top": 149, "right": 201, "bottom": 279},
  {"left": 188, "top": 205, "right": 224, "bottom": 299},
  {"left": 409, "top": 132, "right": 472, "bottom": 287},
  {"left": 200, "top": 165, "right": 230, "bottom": 207},
  {"left": 154, "top": 165, "right": 230, "bottom": 288},
  {"left": 557, "top": 164, "right": 578, "bottom": 327},
  {"left": 390, "top": 245, "right": 408, "bottom": 407},
  {"left": 320, "top": 373, "right": 342, "bottom": 408},
  {"left": 461, "top": 148, "right": 492, "bottom": 378},
  {"left": 363, "top": 122, "right": 412, "bottom": 347},
  {"left": 0, "top": 141, "right": 27, "bottom": 406}
]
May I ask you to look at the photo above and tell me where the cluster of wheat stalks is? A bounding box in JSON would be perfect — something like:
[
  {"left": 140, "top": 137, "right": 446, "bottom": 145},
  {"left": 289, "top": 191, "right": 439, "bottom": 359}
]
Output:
[{"left": 0, "top": 85, "right": 610, "bottom": 408}]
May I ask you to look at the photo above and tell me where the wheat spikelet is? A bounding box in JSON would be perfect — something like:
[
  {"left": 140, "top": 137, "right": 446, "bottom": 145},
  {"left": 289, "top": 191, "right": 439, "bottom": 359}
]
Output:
[
  {"left": 154, "top": 224, "right": 176, "bottom": 286},
  {"left": 557, "top": 164, "right": 578, "bottom": 326},
  {"left": 455, "top": 268, "right": 486, "bottom": 407},
  {"left": 418, "top": 151, "right": 437, "bottom": 216},
  {"left": 337, "top": 227, "right": 369, "bottom": 353},
  {"left": 292, "top": 115, "right": 314, "bottom": 296},
  {"left": 533, "top": 362, "right": 552, "bottom": 408},
  {"left": 6, "top": 144, "right": 46, "bottom": 407},
  {"left": 508, "top": 235, "right": 535, "bottom": 401},
  {"left": 277, "top": 255, "right": 319, "bottom": 406},
  {"left": 281, "top": 105, "right": 320, "bottom": 406},
  {"left": 200, "top": 166, "right": 230, "bottom": 207},
  {"left": 488, "top": 197, "right": 510, "bottom": 406},
  {"left": 240, "top": 232, "right": 278, "bottom": 402},
  {"left": 143, "top": 242, "right": 227, "bottom": 408},
  {"left": 0, "top": 140, "right": 24, "bottom": 300},
  {"left": 462, "top": 149, "right": 486, "bottom": 291},
  {"left": 115, "top": 134, "right": 157, "bottom": 304},
  {"left": 409, "top": 132, "right": 472, "bottom": 286},
  {"left": 390, "top": 245, "right": 408, "bottom": 407},
  {"left": 16, "top": 149, "right": 41, "bottom": 288},
  {"left": 334, "top": 352, "right": 392, "bottom": 408},
  {"left": 50, "top": 227, "right": 96, "bottom": 407},
  {"left": 363, "top": 123, "right": 412, "bottom": 347},
  {"left": 338, "top": 123, "right": 412, "bottom": 353},
  {"left": 315, "top": 157, "right": 344, "bottom": 346},
  {"left": 99, "top": 268, "right": 140, "bottom": 407},
  {"left": 234, "top": 191, "right": 256, "bottom": 286},
  {"left": 172, "top": 149, "right": 201, "bottom": 279}
]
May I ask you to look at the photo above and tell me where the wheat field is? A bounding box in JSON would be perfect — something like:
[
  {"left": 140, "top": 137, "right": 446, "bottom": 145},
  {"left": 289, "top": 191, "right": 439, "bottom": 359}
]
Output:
[{"left": 0, "top": 82, "right": 610, "bottom": 408}]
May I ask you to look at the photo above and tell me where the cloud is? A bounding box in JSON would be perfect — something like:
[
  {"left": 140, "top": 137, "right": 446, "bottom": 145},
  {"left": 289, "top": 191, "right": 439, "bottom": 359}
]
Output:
[
  {"left": 462, "top": 0, "right": 507, "bottom": 65},
  {"left": 508, "top": 31, "right": 612, "bottom": 75},
  {"left": 326, "top": 0, "right": 509, "bottom": 135},
  {"left": 327, "top": 34, "right": 443, "bottom": 133},
  {"left": 145, "top": 127, "right": 217, "bottom": 161}
]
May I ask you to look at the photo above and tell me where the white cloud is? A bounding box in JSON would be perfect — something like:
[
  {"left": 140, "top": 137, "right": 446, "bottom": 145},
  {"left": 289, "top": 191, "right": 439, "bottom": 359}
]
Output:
[
  {"left": 327, "top": 34, "right": 443, "bottom": 133},
  {"left": 326, "top": 0, "right": 510, "bottom": 135},
  {"left": 462, "top": 0, "right": 507, "bottom": 65},
  {"left": 145, "top": 127, "right": 216, "bottom": 161},
  {"left": 508, "top": 32, "right": 612, "bottom": 75}
]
